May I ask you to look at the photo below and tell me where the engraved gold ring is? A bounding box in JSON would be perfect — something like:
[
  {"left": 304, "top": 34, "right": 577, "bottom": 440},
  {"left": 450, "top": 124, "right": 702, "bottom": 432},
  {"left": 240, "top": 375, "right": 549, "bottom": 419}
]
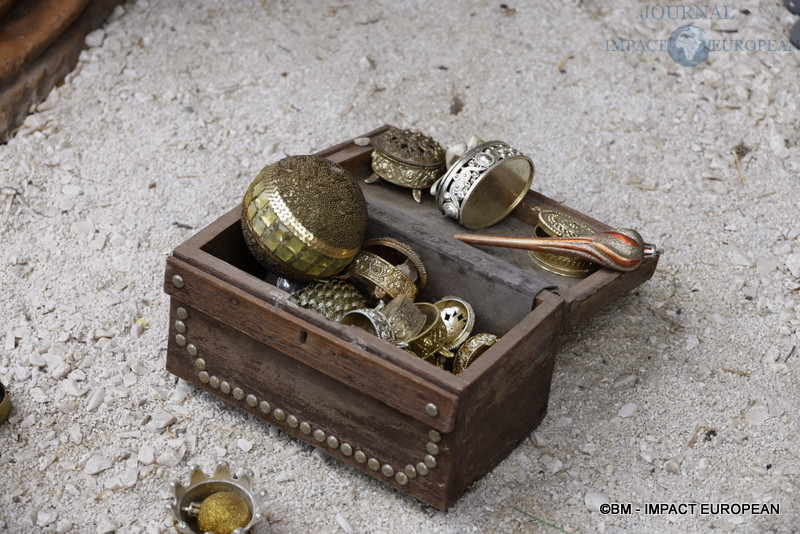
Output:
[
  {"left": 340, "top": 308, "right": 396, "bottom": 344},
  {"left": 452, "top": 333, "right": 498, "bottom": 375},
  {"left": 405, "top": 303, "right": 449, "bottom": 362}
]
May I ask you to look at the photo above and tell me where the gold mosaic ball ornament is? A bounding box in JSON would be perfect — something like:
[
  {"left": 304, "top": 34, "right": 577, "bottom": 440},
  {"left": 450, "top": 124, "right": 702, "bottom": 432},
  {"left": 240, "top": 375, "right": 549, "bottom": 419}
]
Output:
[
  {"left": 367, "top": 128, "right": 446, "bottom": 203},
  {"left": 241, "top": 155, "right": 368, "bottom": 281}
]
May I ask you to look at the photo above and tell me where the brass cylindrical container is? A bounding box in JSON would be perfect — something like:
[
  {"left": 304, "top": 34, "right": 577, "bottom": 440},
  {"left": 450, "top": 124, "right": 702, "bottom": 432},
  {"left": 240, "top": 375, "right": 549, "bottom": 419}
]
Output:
[{"left": 241, "top": 155, "right": 368, "bottom": 281}]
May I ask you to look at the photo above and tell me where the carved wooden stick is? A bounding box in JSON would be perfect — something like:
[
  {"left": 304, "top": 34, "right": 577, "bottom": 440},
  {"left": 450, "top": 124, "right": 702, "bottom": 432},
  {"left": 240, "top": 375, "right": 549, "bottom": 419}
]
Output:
[{"left": 453, "top": 228, "right": 658, "bottom": 272}]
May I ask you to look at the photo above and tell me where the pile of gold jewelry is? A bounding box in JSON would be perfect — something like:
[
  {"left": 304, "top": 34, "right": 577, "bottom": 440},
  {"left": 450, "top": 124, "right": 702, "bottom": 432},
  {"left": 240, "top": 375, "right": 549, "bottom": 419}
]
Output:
[{"left": 239, "top": 129, "right": 522, "bottom": 374}]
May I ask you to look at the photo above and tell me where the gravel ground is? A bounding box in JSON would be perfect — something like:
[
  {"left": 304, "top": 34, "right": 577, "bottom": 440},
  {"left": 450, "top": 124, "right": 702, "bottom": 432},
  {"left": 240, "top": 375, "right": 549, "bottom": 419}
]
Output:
[{"left": 1, "top": 1, "right": 799, "bottom": 532}]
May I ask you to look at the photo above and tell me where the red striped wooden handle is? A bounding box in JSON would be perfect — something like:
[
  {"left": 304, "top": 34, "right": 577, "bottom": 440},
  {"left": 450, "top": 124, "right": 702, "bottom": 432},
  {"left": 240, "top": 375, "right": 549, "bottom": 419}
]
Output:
[{"left": 453, "top": 229, "right": 647, "bottom": 272}]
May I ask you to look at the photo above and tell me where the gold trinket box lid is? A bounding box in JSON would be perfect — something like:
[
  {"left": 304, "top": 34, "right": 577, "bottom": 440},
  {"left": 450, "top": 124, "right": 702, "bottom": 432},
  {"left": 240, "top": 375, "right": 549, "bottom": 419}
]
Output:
[
  {"left": 369, "top": 128, "right": 446, "bottom": 202},
  {"left": 374, "top": 128, "right": 445, "bottom": 170},
  {"left": 242, "top": 155, "right": 368, "bottom": 281}
]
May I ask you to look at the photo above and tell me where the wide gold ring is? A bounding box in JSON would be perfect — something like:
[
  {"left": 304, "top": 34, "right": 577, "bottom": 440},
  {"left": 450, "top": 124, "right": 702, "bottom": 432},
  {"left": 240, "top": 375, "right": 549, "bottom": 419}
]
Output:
[
  {"left": 405, "top": 303, "right": 449, "bottom": 361},
  {"left": 362, "top": 237, "right": 427, "bottom": 292},
  {"left": 380, "top": 295, "right": 427, "bottom": 343},
  {"left": 346, "top": 243, "right": 421, "bottom": 303},
  {"left": 340, "top": 308, "right": 396, "bottom": 344},
  {"left": 452, "top": 333, "right": 498, "bottom": 375}
]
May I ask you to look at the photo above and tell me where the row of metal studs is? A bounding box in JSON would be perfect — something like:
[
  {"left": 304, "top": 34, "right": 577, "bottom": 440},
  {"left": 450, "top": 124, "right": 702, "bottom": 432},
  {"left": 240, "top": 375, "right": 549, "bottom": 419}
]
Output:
[{"left": 172, "top": 300, "right": 441, "bottom": 486}]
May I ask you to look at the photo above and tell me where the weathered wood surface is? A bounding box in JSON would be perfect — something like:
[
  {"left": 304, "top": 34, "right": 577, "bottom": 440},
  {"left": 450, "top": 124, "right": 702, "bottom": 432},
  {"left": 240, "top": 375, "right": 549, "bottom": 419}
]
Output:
[
  {"left": 165, "top": 257, "right": 459, "bottom": 433},
  {"left": 0, "top": 0, "right": 123, "bottom": 142},
  {"left": 0, "top": 0, "right": 16, "bottom": 20},
  {"left": 0, "top": 0, "right": 89, "bottom": 85}
]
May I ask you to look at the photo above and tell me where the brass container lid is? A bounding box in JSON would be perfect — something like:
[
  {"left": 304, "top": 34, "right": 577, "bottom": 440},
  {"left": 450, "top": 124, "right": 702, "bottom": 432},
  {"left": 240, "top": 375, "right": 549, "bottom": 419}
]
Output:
[
  {"left": 529, "top": 210, "right": 598, "bottom": 278},
  {"left": 370, "top": 128, "right": 446, "bottom": 201},
  {"left": 374, "top": 128, "right": 445, "bottom": 170},
  {"left": 241, "top": 155, "right": 368, "bottom": 281}
]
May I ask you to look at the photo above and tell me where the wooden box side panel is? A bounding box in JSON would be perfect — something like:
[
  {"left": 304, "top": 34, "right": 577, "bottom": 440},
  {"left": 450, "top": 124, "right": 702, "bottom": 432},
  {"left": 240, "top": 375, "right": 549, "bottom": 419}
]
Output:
[
  {"left": 165, "top": 256, "right": 459, "bottom": 433},
  {"left": 166, "top": 300, "right": 452, "bottom": 509},
  {"left": 445, "top": 293, "right": 565, "bottom": 506}
]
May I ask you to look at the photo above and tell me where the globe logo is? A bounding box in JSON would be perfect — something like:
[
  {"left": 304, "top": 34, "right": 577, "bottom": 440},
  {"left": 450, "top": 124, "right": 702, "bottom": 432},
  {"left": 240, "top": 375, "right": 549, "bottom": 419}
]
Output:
[{"left": 668, "top": 25, "right": 710, "bottom": 67}]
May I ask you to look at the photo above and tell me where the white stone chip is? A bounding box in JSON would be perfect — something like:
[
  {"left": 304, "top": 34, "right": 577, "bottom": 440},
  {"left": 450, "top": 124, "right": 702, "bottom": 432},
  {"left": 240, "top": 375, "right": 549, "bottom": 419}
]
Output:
[
  {"left": 63, "top": 380, "right": 89, "bottom": 397},
  {"left": 84, "top": 455, "right": 113, "bottom": 475},
  {"left": 131, "top": 321, "right": 145, "bottom": 337},
  {"left": 618, "top": 403, "right": 638, "bottom": 418},
  {"left": 87, "top": 387, "right": 105, "bottom": 411},
  {"left": 85, "top": 29, "right": 106, "bottom": 48},
  {"left": 785, "top": 253, "right": 800, "bottom": 279},
  {"left": 55, "top": 519, "right": 73, "bottom": 533},
  {"left": 36, "top": 509, "right": 58, "bottom": 527},
  {"left": 353, "top": 137, "right": 371, "bottom": 147},
  {"left": 728, "top": 246, "right": 753, "bottom": 267},
  {"left": 546, "top": 458, "right": 564, "bottom": 474},
  {"left": 156, "top": 449, "right": 183, "bottom": 467},
  {"left": 122, "top": 372, "right": 137, "bottom": 387},
  {"left": 746, "top": 403, "right": 770, "bottom": 426},
  {"left": 768, "top": 133, "right": 789, "bottom": 159},
  {"left": 95, "top": 514, "right": 119, "bottom": 534},
  {"left": 62, "top": 184, "right": 81, "bottom": 197},
  {"left": 585, "top": 491, "right": 609, "bottom": 512},
  {"left": 275, "top": 471, "right": 293, "bottom": 483},
  {"left": 664, "top": 460, "right": 681, "bottom": 474},
  {"left": 612, "top": 374, "right": 638, "bottom": 390},
  {"left": 237, "top": 438, "right": 253, "bottom": 452},
  {"left": 138, "top": 445, "right": 155, "bottom": 465},
  {"left": 336, "top": 513, "right": 355, "bottom": 534},
  {"left": 171, "top": 379, "right": 193, "bottom": 404},
  {"left": 27, "top": 352, "right": 46, "bottom": 367},
  {"left": 150, "top": 409, "right": 176, "bottom": 429}
]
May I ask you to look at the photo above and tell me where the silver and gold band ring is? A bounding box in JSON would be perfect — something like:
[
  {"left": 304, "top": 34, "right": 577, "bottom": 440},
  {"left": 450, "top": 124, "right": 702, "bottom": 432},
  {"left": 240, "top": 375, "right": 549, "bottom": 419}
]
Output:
[
  {"left": 432, "top": 141, "right": 534, "bottom": 230},
  {"left": 340, "top": 308, "right": 396, "bottom": 344}
]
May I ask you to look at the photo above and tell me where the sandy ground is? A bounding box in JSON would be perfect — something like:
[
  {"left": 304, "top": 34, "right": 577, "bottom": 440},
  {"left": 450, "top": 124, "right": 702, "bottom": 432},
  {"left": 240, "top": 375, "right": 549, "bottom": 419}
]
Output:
[{"left": 1, "top": 1, "right": 799, "bottom": 532}]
